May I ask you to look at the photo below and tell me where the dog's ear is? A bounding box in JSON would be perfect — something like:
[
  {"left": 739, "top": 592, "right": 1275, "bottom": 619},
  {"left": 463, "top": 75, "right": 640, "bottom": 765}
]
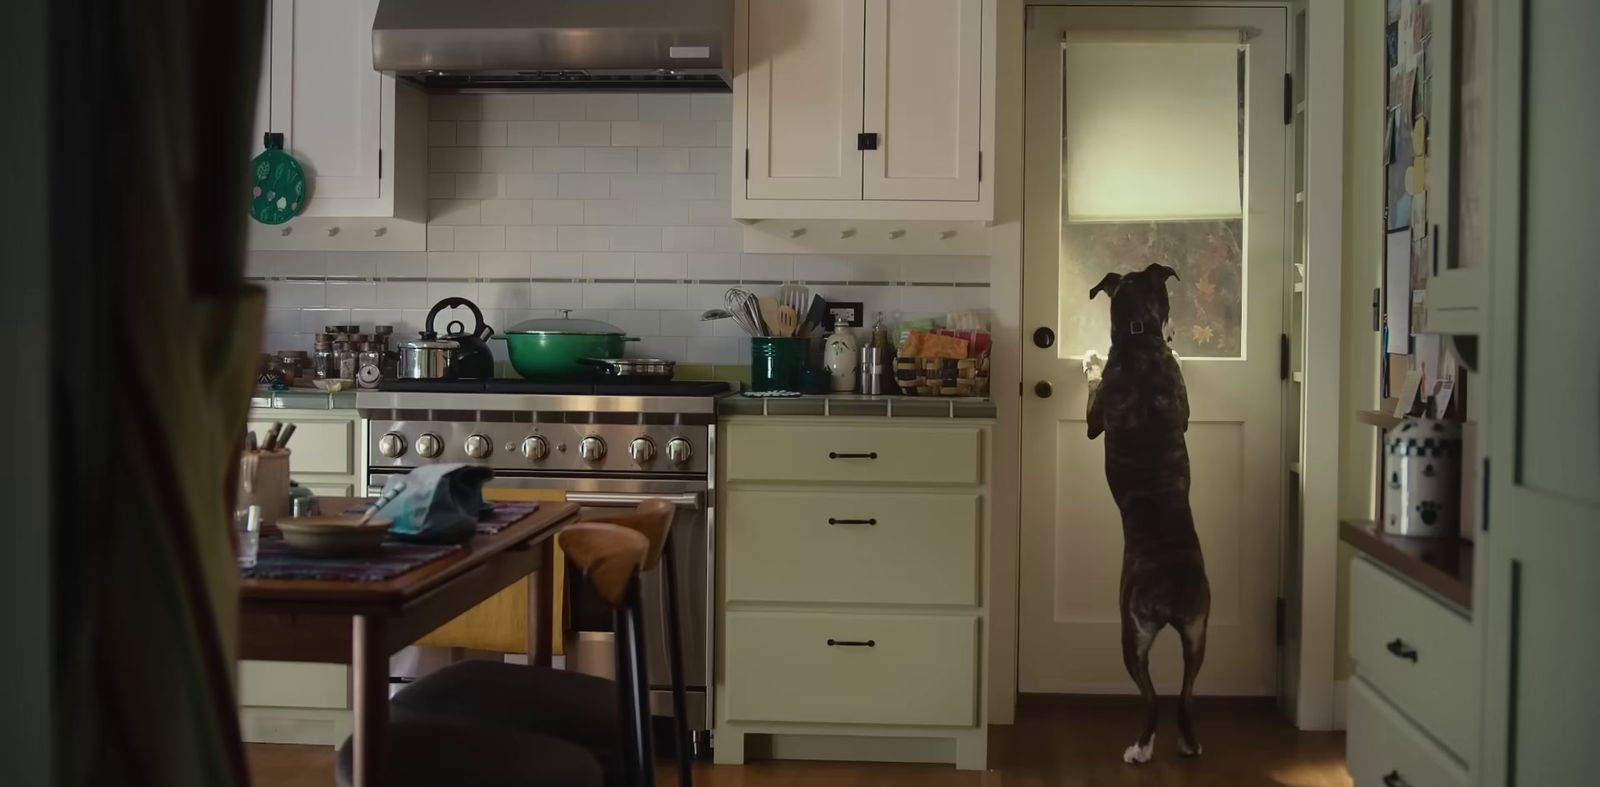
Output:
[
  {"left": 1148, "top": 263, "right": 1180, "bottom": 282},
  {"left": 1089, "top": 273, "right": 1123, "bottom": 300}
]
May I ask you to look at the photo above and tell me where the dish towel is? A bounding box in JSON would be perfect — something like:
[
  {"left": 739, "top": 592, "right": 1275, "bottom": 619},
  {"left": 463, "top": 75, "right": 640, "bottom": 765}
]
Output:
[{"left": 375, "top": 463, "right": 495, "bottom": 545}]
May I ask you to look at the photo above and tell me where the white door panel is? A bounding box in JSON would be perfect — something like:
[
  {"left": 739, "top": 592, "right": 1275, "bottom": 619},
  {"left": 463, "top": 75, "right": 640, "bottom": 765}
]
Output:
[
  {"left": 1019, "top": 5, "right": 1287, "bottom": 696},
  {"left": 270, "top": 0, "right": 383, "bottom": 202}
]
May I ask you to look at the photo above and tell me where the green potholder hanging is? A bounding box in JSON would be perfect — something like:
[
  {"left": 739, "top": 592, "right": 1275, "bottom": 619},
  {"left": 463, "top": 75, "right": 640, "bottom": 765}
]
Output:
[{"left": 249, "top": 133, "right": 307, "bottom": 225}]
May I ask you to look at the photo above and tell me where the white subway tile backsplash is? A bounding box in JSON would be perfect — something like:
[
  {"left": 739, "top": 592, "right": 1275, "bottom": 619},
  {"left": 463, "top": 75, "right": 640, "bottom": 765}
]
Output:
[
  {"left": 637, "top": 94, "right": 694, "bottom": 121},
  {"left": 584, "top": 148, "right": 637, "bottom": 173},
  {"left": 532, "top": 147, "right": 587, "bottom": 173},
  {"left": 534, "top": 94, "right": 587, "bottom": 121},
  {"left": 661, "top": 174, "right": 718, "bottom": 199},
  {"left": 687, "top": 199, "right": 733, "bottom": 226},
  {"left": 610, "top": 174, "right": 664, "bottom": 199},
  {"left": 685, "top": 253, "right": 740, "bottom": 280},
  {"left": 585, "top": 94, "right": 639, "bottom": 121},
  {"left": 265, "top": 308, "right": 302, "bottom": 335},
  {"left": 504, "top": 173, "right": 559, "bottom": 199},
  {"left": 507, "top": 121, "right": 560, "bottom": 147},
  {"left": 605, "top": 309, "right": 660, "bottom": 337},
  {"left": 478, "top": 252, "right": 532, "bottom": 278},
  {"left": 637, "top": 148, "right": 691, "bottom": 173},
  {"left": 430, "top": 95, "right": 481, "bottom": 121},
  {"left": 325, "top": 281, "right": 377, "bottom": 308},
  {"left": 714, "top": 226, "right": 744, "bottom": 252},
  {"left": 324, "top": 252, "right": 375, "bottom": 278},
  {"left": 740, "top": 253, "right": 793, "bottom": 281},
  {"left": 687, "top": 337, "right": 739, "bottom": 365},
  {"left": 610, "top": 121, "right": 663, "bottom": 148},
  {"left": 582, "top": 252, "right": 635, "bottom": 278},
  {"left": 558, "top": 226, "right": 611, "bottom": 252},
  {"left": 530, "top": 252, "right": 585, "bottom": 279},
  {"left": 428, "top": 121, "right": 457, "bottom": 146},
  {"left": 716, "top": 121, "right": 734, "bottom": 148},
  {"left": 690, "top": 94, "right": 733, "bottom": 121},
  {"left": 608, "top": 227, "right": 663, "bottom": 253},
  {"left": 265, "top": 279, "right": 327, "bottom": 307},
  {"left": 481, "top": 199, "right": 533, "bottom": 226},
  {"left": 688, "top": 148, "right": 730, "bottom": 174},
  {"left": 559, "top": 121, "right": 612, "bottom": 147},
  {"left": 428, "top": 251, "right": 479, "bottom": 278},
  {"left": 634, "top": 200, "right": 689, "bottom": 226},
  {"left": 250, "top": 250, "right": 327, "bottom": 277},
  {"left": 376, "top": 282, "right": 429, "bottom": 308},
  {"left": 349, "top": 309, "right": 407, "bottom": 333},
  {"left": 582, "top": 200, "right": 637, "bottom": 226},
  {"left": 662, "top": 226, "right": 716, "bottom": 253},
  {"left": 481, "top": 95, "right": 535, "bottom": 121},
  {"left": 663, "top": 121, "right": 719, "bottom": 147},
  {"left": 478, "top": 281, "right": 534, "bottom": 309},
  {"left": 454, "top": 225, "right": 506, "bottom": 251},
  {"left": 374, "top": 252, "right": 430, "bottom": 278},
  {"left": 632, "top": 337, "right": 688, "bottom": 361},
  {"left": 455, "top": 173, "right": 502, "bottom": 199},
  {"left": 529, "top": 200, "right": 586, "bottom": 225},
  {"left": 507, "top": 226, "right": 561, "bottom": 252},
  {"left": 634, "top": 282, "right": 687, "bottom": 309},
  {"left": 428, "top": 281, "right": 482, "bottom": 305},
  {"left": 456, "top": 121, "right": 508, "bottom": 147},
  {"left": 299, "top": 308, "right": 351, "bottom": 333},
  {"left": 582, "top": 282, "right": 635, "bottom": 309},
  {"left": 480, "top": 147, "right": 534, "bottom": 173},
  {"left": 558, "top": 174, "right": 610, "bottom": 199},
  {"left": 659, "top": 309, "right": 719, "bottom": 338},
  {"left": 428, "top": 173, "right": 457, "bottom": 198},
  {"left": 429, "top": 199, "right": 481, "bottom": 225},
  {"left": 429, "top": 147, "right": 480, "bottom": 173}
]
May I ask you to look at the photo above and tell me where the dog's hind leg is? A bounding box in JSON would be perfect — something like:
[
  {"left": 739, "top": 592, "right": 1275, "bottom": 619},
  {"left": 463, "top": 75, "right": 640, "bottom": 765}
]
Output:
[
  {"left": 1120, "top": 619, "right": 1160, "bottom": 764},
  {"left": 1176, "top": 616, "right": 1208, "bottom": 757}
]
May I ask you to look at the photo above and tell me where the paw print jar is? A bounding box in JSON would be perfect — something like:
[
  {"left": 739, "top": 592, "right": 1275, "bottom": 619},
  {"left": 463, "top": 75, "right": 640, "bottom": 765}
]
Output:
[{"left": 1383, "top": 416, "right": 1462, "bottom": 538}]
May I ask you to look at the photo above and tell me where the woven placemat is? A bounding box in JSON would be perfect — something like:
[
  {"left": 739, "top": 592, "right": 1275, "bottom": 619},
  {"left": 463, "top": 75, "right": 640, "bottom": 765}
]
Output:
[
  {"left": 243, "top": 538, "right": 461, "bottom": 582},
  {"left": 340, "top": 500, "right": 542, "bottom": 536}
]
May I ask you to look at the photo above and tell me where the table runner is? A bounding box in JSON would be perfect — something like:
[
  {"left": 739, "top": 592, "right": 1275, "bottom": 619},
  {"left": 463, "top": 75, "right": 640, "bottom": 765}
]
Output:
[
  {"left": 243, "top": 538, "right": 461, "bottom": 582},
  {"left": 340, "top": 501, "right": 542, "bottom": 536}
]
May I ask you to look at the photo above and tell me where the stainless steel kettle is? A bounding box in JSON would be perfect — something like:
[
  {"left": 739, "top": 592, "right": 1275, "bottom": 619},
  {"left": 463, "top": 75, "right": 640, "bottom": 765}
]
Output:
[{"left": 398, "top": 335, "right": 460, "bottom": 380}]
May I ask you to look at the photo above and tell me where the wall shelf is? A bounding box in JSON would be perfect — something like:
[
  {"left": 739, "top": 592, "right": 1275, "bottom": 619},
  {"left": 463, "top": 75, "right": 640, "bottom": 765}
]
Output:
[{"left": 1357, "top": 408, "right": 1403, "bottom": 429}]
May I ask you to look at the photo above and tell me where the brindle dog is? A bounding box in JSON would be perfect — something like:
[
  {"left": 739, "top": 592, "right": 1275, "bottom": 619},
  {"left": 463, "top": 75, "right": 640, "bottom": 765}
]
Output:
[{"left": 1084, "top": 262, "right": 1209, "bottom": 764}]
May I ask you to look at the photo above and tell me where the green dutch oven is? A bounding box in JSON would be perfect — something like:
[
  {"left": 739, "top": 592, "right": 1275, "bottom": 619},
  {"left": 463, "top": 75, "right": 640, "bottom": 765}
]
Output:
[{"left": 495, "top": 312, "right": 638, "bottom": 377}]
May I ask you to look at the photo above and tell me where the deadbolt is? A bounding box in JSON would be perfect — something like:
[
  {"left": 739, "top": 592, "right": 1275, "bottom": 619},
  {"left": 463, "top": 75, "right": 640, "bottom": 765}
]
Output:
[
  {"left": 1034, "top": 381, "right": 1053, "bottom": 398},
  {"left": 1033, "top": 326, "right": 1055, "bottom": 349}
]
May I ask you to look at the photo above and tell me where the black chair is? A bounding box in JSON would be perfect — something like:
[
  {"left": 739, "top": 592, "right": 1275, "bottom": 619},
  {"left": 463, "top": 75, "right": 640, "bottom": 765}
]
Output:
[{"left": 336, "top": 523, "right": 654, "bottom": 787}]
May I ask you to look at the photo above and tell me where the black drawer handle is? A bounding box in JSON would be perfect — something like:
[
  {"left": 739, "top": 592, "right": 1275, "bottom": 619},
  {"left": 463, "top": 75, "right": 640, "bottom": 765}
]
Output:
[
  {"left": 827, "top": 639, "right": 876, "bottom": 648},
  {"left": 1382, "top": 769, "right": 1410, "bottom": 787},
  {"left": 1386, "top": 638, "right": 1419, "bottom": 662},
  {"left": 828, "top": 518, "right": 877, "bottom": 526},
  {"left": 828, "top": 451, "right": 879, "bottom": 460}
]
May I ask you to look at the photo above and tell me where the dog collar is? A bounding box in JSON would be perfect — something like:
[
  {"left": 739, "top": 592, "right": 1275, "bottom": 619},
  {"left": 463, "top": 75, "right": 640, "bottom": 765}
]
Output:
[{"left": 1129, "top": 320, "right": 1145, "bottom": 335}]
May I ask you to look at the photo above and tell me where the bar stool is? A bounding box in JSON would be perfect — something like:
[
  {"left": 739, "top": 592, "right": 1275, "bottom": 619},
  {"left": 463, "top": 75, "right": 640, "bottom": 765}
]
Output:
[
  {"left": 335, "top": 523, "right": 653, "bottom": 787},
  {"left": 393, "top": 500, "right": 692, "bottom": 787}
]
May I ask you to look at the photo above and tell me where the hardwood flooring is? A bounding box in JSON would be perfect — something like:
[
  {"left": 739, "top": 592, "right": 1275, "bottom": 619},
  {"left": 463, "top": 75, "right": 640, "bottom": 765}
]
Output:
[{"left": 246, "top": 695, "right": 1350, "bottom": 787}]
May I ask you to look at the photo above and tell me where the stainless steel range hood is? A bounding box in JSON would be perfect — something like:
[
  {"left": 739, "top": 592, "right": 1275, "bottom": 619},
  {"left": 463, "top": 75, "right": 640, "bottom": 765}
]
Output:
[{"left": 373, "top": 0, "right": 731, "bottom": 92}]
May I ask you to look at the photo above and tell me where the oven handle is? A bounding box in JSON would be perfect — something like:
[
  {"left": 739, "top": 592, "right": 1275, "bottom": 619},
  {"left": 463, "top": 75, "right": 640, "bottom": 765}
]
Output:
[{"left": 564, "top": 491, "right": 703, "bottom": 510}]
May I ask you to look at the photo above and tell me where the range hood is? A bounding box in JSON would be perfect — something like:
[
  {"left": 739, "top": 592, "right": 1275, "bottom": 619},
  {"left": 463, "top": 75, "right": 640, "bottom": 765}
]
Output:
[{"left": 373, "top": 0, "right": 731, "bottom": 92}]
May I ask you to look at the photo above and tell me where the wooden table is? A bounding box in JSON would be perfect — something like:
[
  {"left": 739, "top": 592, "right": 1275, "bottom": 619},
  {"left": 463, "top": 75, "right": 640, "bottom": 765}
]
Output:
[{"left": 241, "top": 497, "right": 581, "bottom": 787}]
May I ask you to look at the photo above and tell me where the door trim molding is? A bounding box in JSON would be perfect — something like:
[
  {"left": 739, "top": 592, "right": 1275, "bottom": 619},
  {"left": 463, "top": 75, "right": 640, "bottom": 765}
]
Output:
[{"left": 986, "top": 0, "right": 1344, "bottom": 731}]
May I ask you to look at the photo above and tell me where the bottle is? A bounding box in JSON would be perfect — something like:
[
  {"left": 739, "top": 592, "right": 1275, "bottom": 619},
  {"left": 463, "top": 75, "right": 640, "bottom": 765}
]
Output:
[
  {"left": 824, "top": 322, "right": 859, "bottom": 392},
  {"left": 312, "top": 335, "right": 334, "bottom": 380}
]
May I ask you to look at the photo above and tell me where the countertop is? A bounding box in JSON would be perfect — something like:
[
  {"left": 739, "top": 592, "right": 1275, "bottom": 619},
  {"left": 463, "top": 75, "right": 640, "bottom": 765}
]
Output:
[
  {"left": 717, "top": 393, "right": 995, "bottom": 419},
  {"left": 1340, "top": 519, "right": 1473, "bottom": 610},
  {"left": 249, "top": 386, "right": 360, "bottom": 411}
]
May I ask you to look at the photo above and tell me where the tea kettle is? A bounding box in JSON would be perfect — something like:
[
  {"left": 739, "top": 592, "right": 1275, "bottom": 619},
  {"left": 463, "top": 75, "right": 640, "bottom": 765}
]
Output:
[{"left": 424, "top": 297, "right": 495, "bottom": 379}]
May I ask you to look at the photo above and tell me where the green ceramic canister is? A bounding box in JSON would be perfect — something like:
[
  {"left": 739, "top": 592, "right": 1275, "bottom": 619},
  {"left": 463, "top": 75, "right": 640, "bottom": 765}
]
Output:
[{"left": 751, "top": 337, "right": 808, "bottom": 392}]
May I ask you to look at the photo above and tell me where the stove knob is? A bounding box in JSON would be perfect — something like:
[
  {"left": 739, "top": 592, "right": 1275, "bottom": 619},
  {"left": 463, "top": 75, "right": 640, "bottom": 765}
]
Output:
[
  {"left": 377, "top": 432, "right": 408, "bottom": 459},
  {"left": 628, "top": 437, "right": 656, "bottom": 463},
  {"left": 464, "top": 433, "right": 493, "bottom": 460},
  {"left": 665, "top": 437, "right": 693, "bottom": 465},
  {"left": 520, "top": 435, "right": 549, "bottom": 461},
  {"left": 578, "top": 436, "right": 607, "bottom": 462},
  {"left": 415, "top": 432, "right": 443, "bottom": 459}
]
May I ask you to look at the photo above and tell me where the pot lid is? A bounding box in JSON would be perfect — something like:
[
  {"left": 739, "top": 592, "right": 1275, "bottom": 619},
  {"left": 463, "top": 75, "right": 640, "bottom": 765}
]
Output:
[
  {"left": 401, "top": 336, "right": 460, "bottom": 350},
  {"left": 503, "top": 312, "right": 625, "bottom": 336}
]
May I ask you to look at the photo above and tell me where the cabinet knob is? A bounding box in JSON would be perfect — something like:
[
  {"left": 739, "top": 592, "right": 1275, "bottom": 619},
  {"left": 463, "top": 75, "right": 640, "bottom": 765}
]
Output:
[
  {"left": 1035, "top": 381, "right": 1053, "bottom": 398},
  {"left": 1385, "top": 638, "right": 1418, "bottom": 662}
]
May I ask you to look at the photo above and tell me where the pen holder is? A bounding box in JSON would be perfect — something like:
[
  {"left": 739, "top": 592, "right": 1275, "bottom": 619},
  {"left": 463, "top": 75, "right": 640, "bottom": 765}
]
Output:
[{"left": 239, "top": 449, "right": 292, "bottom": 527}]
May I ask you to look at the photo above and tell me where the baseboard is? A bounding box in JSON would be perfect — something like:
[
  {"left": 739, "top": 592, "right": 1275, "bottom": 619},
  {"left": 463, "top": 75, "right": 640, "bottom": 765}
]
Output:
[
  {"left": 1331, "top": 679, "right": 1349, "bottom": 730},
  {"left": 239, "top": 707, "right": 352, "bottom": 746}
]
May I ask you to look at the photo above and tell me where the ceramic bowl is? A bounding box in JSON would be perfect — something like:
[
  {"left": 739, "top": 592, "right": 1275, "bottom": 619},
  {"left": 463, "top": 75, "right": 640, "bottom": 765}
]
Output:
[
  {"left": 278, "top": 515, "right": 392, "bottom": 556},
  {"left": 314, "top": 378, "right": 354, "bottom": 393}
]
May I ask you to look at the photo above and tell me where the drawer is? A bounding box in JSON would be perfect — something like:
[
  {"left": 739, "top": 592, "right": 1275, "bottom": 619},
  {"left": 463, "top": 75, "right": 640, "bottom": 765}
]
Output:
[
  {"left": 247, "top": 419, "right": 353, "bottom": 475},
  {"left": 724, "top": 490, "right": 980, "bottom": 606},
  {"left": 1350, "top": 557, "right": 1477, "bottom": 758},
  {"left": 722, "top": 424, "right": 982, "bottom": 485},
  {"left": 723, "top": 611, "right": 977, "bottom": 727},
  {"left": 239, "top": 661, "right": 349, "bottom": 709},
  {"left": 1346, "top": 678, "right": 1467, "bottom": 787}
]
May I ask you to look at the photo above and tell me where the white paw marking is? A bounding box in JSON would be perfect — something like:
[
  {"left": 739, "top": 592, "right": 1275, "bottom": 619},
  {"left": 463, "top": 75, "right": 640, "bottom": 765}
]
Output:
[
  {"left": 1122, "top": 739, "right": 1153, "bottom": 764},
  {"left": 1082, "top": 350, "right": 1107, "bottom": 382},
  {"left": 1178, "top": 740, "right": 1203, "bottom": 757}
]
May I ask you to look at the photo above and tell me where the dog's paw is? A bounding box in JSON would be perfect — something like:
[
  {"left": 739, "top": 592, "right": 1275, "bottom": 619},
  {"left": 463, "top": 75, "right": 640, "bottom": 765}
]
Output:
[
  {"left": 1122, "top": 739, "right": 1154, "bottom": 765},
  {"left": 1082, "top": 350, "right": 1107, "bottom": 382},
  {"left": 1177, "top": 739, "right": 1203, "bottom": 757}
]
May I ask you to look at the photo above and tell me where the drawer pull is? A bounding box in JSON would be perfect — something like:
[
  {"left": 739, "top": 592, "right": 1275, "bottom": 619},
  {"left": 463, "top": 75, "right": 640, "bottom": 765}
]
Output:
[
  {"left": 828, "top": 451, "right": 879, "bottom": 460},
  {"left": 1382, "top": 769, "right": 1410, "bottom": 787},
  {"left": 1385, "top": 638, "right": 1419, "bottom": 662},
  {"left": 827, "top": 518, "right": 878, "bottom": 526},
  {"left": 826, "top": 639, "right": 876, "bottom": 648}
]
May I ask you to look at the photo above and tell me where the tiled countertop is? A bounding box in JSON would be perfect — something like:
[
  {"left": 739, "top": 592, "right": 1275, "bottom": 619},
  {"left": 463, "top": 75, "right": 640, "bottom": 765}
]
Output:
[
  {"left": 249, "top": 387, "right": 360, "bottom": 411},
  {"left": 717, "top": 393, "right": 995, "bottom": 419}
]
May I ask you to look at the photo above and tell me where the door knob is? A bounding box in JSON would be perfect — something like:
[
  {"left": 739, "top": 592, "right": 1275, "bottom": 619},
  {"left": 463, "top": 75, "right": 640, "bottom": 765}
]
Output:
[
  {"left": 1033, "top": 327, "right": 1055, "bottom": 348},
  {"left": 1035, "top": 381, "right": 1053, "bottom": 398}
]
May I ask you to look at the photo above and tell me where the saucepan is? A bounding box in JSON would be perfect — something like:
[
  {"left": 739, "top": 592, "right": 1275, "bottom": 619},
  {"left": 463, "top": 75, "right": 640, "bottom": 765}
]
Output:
[{"left": 577, "top": 357, "right": 676, "bottom": 379}]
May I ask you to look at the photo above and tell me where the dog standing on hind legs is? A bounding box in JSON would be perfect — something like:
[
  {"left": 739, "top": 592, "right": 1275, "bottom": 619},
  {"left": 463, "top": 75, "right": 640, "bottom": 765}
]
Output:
[{"left": 1083, "top": 262, "right": 1211, "bottom": 765}]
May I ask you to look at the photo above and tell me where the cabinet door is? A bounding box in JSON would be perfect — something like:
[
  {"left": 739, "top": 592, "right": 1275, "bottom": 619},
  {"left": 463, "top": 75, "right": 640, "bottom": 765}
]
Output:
[
  {"left": 862, "top": 0, "right": 982, "bottom": 201},
  {"left": 251, "top": 6, "right": 273, "bottom": 159},
  {"left": 744, "top": 0, "right": 865, "bottom": 200},
  {"left": 269, "top": 0, "right": 384, "bottom": 205}
]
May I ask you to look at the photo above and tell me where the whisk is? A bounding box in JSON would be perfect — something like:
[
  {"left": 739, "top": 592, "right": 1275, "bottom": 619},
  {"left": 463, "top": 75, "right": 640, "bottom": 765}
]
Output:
[{"left": 724, "top": 287, "right": 768, "bottom": 335}]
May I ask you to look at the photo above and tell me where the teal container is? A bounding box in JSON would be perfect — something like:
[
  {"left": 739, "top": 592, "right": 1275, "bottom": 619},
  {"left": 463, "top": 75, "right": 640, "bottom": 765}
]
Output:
[{"left": 750, "top": 337, "right": 808, "bottom": 391}]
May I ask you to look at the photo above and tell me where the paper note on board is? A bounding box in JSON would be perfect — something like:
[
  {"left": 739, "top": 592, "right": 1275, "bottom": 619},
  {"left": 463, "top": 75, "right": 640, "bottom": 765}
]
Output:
[
  {"left": 1393, "top": 367, "right": 1423, "bottom": 417},
  {"left": 1386, "top": 228, "right": 1412, "bottom": 353}
]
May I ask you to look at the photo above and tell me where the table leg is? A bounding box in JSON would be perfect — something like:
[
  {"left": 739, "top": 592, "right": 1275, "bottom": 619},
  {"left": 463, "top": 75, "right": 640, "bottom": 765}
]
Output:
[
  {"left": 351, "top": 614, "right": 388, "bottom": 787},
  {"left": 529, "top": 540, "right": 555, "bottom": 667}
]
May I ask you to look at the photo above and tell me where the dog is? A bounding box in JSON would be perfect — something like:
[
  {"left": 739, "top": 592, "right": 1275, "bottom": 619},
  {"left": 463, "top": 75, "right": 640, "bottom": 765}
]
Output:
[{"left": 1084, "top": 262, "right": 1210, "bottom": 765}]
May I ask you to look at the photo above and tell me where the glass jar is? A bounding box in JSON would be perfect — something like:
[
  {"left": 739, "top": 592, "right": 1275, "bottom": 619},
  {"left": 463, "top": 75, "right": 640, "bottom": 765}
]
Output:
[
  {"left": 312, "top": 340, "right": 334, "bottom": 380},
  {"left": 336, "top": 341, "right": 358, "bottom": 381}
]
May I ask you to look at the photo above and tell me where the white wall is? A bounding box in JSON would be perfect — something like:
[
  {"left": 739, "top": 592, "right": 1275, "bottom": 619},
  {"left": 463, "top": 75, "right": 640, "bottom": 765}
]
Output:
[{"left": 250, "top": 92, "right": 991, "bottom": 363}]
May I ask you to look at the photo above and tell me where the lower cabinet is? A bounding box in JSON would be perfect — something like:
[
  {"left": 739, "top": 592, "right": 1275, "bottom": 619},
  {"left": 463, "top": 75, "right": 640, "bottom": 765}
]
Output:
[
  {"left": 240, "top": 405, "right": 365, "bottom": 745},
  {"left": 1347, "top": 678, "right": 1468, "bottom": 787},
  {"left": 714, "top": 416, "right": 992, "bottom": 770}
]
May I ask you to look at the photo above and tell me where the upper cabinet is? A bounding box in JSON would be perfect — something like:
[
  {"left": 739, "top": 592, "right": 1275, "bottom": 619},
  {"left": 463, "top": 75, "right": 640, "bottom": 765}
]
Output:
[
  {"left": 253, "top": 0, "right": 425, "bottom": 221},
  {"left": 734, "top": 0, "right": 994, "bottom": 221}
]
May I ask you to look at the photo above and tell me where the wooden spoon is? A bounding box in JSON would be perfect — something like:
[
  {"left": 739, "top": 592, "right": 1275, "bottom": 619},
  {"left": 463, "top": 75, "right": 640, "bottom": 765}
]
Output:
[
  {"left": 775, "top": 305, "right": 799, "bottom": 337},
  {"left": 757, "top": 297, "right": 787, "bottom": 337}
]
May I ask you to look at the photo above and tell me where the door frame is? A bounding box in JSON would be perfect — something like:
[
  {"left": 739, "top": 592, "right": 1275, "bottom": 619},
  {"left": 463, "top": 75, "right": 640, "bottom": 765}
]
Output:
[{"left": 986, "top": 0, "right": 1344, "bottom": 731}]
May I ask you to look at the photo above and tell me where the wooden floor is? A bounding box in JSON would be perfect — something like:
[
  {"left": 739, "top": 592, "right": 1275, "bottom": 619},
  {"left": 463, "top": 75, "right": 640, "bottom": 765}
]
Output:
[{"left": 247, "top": 695, "right": 1350, "bottom": 787}]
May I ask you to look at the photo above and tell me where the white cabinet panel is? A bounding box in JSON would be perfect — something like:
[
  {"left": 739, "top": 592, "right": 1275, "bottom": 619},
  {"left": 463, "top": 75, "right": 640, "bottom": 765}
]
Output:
[
  {"left": 744, "top": 0, "right": 865, "bottom": 200},
  {"left": 863, "top": 0, "right": 982, "bottom": 201},
  {"left": 271, "top": 0, "right": 383, "bottom": 204}
]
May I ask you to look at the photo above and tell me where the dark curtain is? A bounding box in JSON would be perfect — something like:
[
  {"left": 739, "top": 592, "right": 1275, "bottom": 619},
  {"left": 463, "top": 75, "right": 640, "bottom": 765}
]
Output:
[{"left": 52, "top": 0, "right": 266, "bottom": 784}]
